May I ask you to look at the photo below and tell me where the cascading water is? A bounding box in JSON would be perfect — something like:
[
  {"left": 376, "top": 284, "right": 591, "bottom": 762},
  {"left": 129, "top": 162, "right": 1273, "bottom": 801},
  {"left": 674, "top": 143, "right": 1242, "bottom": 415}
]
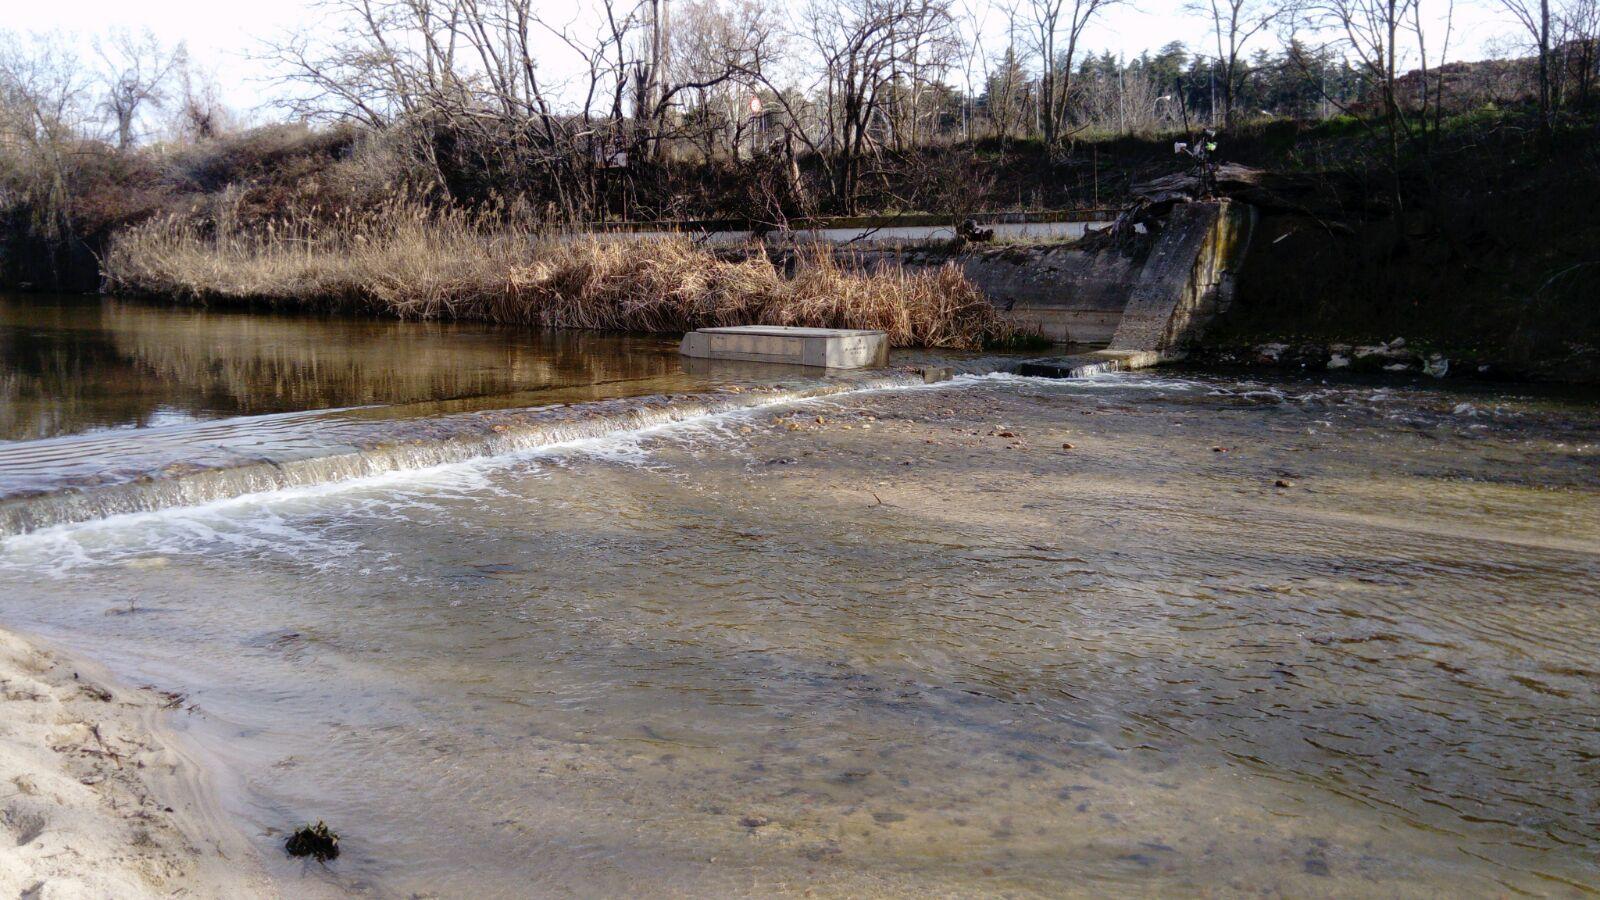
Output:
[
  {"left": 2, "top": 368, "right": 1596, "bottom": 897},
  {"left": 14, "top": 292, "right": 1599, "bottom": 896},
  {"left": 0, "top": 373, "right": 929, "bottom": 538}
]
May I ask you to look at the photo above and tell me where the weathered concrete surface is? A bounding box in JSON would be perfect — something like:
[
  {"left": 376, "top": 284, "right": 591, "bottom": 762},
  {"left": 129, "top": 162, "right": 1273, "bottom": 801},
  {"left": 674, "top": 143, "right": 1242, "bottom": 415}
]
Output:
[
  {"left": 735, "top": 201, "right": 1252, "bottom": 378},
  {"left": 680, "top": 326, "right": 889, "bottom": 369},
  {"left": 850, "top": 202, "right": 1252, "bottom": 356},
  {"left": 1106, "top": 201, "right": 1255, "bottom": 356},
  {"left": 1001, "top": 201, "right": 1255, "bottom": 378},
  {"left": 857, "top": 243, "right": 1145, "bottom": 345}
]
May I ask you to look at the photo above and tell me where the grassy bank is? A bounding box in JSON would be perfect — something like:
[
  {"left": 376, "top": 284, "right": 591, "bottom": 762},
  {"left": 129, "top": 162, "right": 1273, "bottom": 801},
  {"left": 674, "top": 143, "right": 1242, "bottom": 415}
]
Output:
[{"left": 103, "top": 202, "right": 1021, "bottom": 350}]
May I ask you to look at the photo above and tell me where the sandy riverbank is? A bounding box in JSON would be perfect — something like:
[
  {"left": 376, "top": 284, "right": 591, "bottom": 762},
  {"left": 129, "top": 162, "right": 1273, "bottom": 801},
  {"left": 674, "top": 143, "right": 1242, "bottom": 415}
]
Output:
[{"left": 0, "top": 627, "right": 270, "bottom": 898}]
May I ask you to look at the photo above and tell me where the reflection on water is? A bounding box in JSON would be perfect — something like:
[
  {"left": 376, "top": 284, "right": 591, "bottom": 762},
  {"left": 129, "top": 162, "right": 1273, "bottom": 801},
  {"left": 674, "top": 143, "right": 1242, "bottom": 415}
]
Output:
[
  {"left": 0, "top": 292, "right": 701, "bottom": 442},
  {"left": 1, "top": 373, "right": 1598, "bottom": 896}
]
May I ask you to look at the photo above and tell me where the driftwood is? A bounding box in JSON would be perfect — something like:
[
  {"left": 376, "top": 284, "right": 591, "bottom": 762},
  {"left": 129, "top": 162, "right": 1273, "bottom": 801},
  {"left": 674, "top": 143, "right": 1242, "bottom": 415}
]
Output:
[
  {"left": 1090, "top": 163, "right": 1355, "bottom": 248},
  {"left": 956, "top": 218, "right": 995, "bottom": 243}
]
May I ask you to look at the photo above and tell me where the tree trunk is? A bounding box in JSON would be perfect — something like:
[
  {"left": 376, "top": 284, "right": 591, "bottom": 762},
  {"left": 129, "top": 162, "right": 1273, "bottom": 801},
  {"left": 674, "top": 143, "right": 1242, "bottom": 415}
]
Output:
[{"left": 1538, "top": 0, "right": 1553, "bottom": 149}]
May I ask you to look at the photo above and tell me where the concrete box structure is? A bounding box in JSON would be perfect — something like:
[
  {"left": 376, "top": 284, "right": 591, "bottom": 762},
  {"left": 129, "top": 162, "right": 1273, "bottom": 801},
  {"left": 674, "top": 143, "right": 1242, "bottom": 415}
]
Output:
[{"left": 680, "top": 326, "right": 889, "bottom": 369}]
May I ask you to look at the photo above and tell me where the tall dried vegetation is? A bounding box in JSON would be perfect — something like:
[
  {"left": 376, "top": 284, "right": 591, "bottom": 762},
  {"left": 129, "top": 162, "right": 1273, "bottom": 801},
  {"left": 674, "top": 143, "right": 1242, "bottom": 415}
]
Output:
[{"left": 103, "top": 200, "right": 1018, "bottom": 349}]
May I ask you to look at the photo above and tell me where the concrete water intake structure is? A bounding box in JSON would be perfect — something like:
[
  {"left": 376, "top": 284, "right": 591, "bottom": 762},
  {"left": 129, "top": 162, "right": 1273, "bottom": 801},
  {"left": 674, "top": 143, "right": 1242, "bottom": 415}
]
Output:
[{"left": 679, "top": 326, "right": 890, "bottom": 369}]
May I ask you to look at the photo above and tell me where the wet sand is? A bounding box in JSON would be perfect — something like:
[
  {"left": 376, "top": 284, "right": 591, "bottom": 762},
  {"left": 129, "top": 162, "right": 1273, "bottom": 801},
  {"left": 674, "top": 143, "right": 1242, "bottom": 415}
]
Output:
[{"left": 0, "top": 627, "right": 270, "bottom": 898}]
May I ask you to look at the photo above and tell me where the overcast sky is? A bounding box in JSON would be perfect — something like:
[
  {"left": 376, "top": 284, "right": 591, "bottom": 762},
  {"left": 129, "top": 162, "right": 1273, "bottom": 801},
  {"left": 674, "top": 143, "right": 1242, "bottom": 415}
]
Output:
[{"left": 7, "top": 0, "right": 1518, "bottom": 118}]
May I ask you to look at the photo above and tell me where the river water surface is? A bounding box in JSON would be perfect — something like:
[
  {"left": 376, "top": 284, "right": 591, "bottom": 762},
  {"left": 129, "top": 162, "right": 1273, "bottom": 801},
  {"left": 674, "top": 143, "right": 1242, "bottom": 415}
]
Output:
[
  {"left": 1, "top": 294, "right": 1598, "bottom": 896},
  {"left": 0, "top": 292, "right": 732, "bottom": 443}
]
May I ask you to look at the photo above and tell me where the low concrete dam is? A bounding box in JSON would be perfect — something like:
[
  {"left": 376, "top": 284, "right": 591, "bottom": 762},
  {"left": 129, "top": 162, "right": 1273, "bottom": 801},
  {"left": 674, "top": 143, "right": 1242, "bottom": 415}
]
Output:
[
  {"left": 2, "top": 202, "right": 1250, "bottom": 537},
  {"left": 861, "top": 200, "right": 1256, "bottom": 370},
  {"left": 0, "top": 294, "right": 969, "bottom": 536},
  {"left": 0, "top": 372, "right": 940, "bottom": 537}
]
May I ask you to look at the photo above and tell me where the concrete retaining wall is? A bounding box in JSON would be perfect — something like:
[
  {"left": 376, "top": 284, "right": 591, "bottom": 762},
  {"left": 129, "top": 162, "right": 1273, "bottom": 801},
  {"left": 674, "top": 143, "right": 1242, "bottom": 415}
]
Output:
[
  {"left": 849, "top": 201, "right": 1254, "bottom": 352},
  {"left": 1107, "top": 201, "right": 1255, "bottom": 355},
  {"left": 852, "top": 243, "right": 1143, "bottom": 345}
]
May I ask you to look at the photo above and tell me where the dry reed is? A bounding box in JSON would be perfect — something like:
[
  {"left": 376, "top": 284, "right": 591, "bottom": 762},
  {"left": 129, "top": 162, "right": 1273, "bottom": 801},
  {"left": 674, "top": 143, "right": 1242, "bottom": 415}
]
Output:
[{"left": 103, "top": 200, "right": 1020, "bottom": 349}]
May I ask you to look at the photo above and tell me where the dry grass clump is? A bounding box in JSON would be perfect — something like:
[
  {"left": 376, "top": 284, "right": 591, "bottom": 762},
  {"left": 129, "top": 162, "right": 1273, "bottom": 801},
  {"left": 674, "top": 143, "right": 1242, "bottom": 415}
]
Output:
[{"left": 103, "top": 200, "right": 1019, "bottom": 349}]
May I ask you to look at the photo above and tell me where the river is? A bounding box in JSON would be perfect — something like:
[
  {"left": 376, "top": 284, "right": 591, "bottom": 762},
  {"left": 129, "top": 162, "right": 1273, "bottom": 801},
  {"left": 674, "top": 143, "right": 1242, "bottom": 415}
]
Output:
[
  {"left": 0, "top": 292, "right": 740, "bottom": 444},
  {"left": 1, "top": 292, "right": 1597, "bottom": 896}
]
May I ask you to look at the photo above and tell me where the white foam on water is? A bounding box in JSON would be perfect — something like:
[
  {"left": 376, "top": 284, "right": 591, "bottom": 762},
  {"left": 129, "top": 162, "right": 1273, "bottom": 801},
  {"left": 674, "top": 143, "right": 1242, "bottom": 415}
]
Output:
[
  {"left": 962, "top": 371, "right": 1206, "bottom": 396},
  {"left": 0, "top": 378, "right": 909, "bottom": 571},
  {"left": 0, "top": 370, "right": 1199, "bottom": 575},
  {"left": 0, "top": 462, "right": 500, "bottom": 577}
]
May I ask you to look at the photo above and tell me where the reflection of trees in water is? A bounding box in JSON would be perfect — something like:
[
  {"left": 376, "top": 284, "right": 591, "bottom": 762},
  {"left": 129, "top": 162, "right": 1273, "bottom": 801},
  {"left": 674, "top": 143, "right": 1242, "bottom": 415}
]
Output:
[
  {"left": 0, "top": 300, "right": 178, "bottom": 440},
  {"left": 2, "top": 295, "right": 683, "bottom": 440},
  {"left": 2, "top": 368, "right": 149, "bottom": 442},
  {"left": 102, "top": 301, "right": 677, "bottom": 407}
]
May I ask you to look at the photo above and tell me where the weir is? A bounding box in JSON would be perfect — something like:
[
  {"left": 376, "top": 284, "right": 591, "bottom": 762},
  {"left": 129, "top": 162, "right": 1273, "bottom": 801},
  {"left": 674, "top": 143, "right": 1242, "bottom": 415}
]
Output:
[
  {"left": 874, "top": 201, "right": 1257, "bottom": 376},
  {"left": 0, "top": 370, "right": 940, "bottom": 538},
  {"left": 0, "top": 202, "right": 1251, "bottom": 537}
]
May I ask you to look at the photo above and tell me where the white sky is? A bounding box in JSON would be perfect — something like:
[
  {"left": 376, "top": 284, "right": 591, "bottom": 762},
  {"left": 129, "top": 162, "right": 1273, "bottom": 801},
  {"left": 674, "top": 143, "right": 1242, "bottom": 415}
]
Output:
[{"left": 7, "top": 0, "right": 1519, "bottom": 118}]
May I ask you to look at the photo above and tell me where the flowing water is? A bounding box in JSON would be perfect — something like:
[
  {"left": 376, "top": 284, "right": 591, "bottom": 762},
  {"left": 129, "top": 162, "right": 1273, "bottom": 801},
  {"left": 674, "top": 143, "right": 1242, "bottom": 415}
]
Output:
[
  {"left": 1, "top": 293, "right": 1599, "bottom": 896},
  {"left": 0, "top": 293, "right": 951, "bottom": 534},
  {"left": 0, "top": 292, "right": 735, "bottom": 443}
]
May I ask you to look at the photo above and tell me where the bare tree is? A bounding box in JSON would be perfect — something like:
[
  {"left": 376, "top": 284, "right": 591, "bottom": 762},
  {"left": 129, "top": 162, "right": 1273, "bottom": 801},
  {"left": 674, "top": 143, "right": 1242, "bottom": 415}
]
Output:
[
  {"left": 632, "top": 0, "right": 776, "bottom": 163},
  {"left": 1557, "top": 0, "right": 1599, "bottom": 107},
  {"left": 1021, "top": 0, "right": 1125, "bottom": 146},
  {"left": 94, "top": 28, "right": 186, "bottom": 150},
  {"left": 1495, "top": 0, "right": 1555, "bottom": 143},
  {"left": 801, "top": 0, "right": 956, "bottom": 210},
  {"left": 1188, "top": 0, "right": 1279, "bottom": 126},
  {"left": 1295, "top": 0, "right": 1443, "bottom": 206},
  {"left": 0, "top": 31, "right": 93, "bottom": 254},
  {"left": 1417, "top": 0, "right": 1454, "bottom": 137},
  {"left": 1077, "top": 55, "right": 1167, "bottom": 133},
  {"left": 263, "top": 0, "right": 622, "bottom": 211},
  {"left": 171, "top": 61, "right": 234, "bottom": 141},
  {"left": 985, "top": 2, "right": 1035, "bottom": 139},
  {"left": 953, "top": 0, "right": 992, "bottom": 140},
  {"left": 263, "top": 0, "right": 779, "bottom": 215},
  {"left": 669, "top": 0, "right": 780, "bottom": 160},
  {"left": 263, "top": 0, "right": 449, "bottom": 126}
]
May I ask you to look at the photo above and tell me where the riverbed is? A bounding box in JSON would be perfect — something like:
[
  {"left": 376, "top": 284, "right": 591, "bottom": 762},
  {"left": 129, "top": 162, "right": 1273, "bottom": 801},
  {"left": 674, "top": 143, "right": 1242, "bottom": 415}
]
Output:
[{"left": 1, "top": 331, "right": 1596, "bottom": 896}]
